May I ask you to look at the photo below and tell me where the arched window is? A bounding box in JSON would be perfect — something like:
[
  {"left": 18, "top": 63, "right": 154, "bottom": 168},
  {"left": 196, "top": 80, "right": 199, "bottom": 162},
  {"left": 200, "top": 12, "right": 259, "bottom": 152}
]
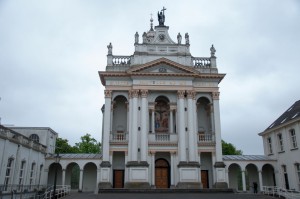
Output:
[
  {"left": 155, "top": 96, "right": 170, "bottom": 133},
  {"left": 29, "top": 134, "right": 39, "bottom": 143}
]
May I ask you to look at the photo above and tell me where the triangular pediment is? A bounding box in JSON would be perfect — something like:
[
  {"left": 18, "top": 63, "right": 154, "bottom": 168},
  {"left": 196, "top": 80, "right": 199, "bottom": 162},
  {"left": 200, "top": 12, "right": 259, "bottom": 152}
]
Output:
[{"left": 127, "top": 58, "right": 200, "bottom": 75}]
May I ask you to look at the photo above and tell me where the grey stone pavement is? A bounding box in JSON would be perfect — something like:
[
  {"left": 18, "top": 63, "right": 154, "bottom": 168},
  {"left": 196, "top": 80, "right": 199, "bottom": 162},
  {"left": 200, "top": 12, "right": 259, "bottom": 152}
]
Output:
[{"left": 65, "top": 192, "right": 277, "bottom": 199}]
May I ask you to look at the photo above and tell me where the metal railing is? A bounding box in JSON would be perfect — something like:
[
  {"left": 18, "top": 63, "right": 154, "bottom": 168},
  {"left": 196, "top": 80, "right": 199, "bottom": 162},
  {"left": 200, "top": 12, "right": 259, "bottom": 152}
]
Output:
[
  {"left": 262, "top": 186, "right": 300, "bottom": 199},
  {"left": 40, "top": 185, "right": 71, "bottom": 199},
  {"left": 0, "top": 184, "right": 46, "bottom": 193}
]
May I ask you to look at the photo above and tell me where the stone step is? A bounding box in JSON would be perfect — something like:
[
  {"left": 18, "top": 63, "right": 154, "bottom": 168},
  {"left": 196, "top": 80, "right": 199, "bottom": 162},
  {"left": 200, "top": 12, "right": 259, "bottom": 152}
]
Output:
[{"left": 99, "top": 188, "right": 235, "bottom": 193}]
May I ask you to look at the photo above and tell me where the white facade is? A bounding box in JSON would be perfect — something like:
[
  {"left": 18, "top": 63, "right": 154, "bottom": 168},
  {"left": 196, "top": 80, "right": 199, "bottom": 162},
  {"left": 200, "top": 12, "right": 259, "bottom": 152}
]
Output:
[
  {"left": 99, "top": 13, "right": 227, "bottom": 189},
  {"left": 259, "top": 101, "right": 300, "bottom": 191},
  {"left": 0, "top": 125, "right": 55, "bottom": 194}
]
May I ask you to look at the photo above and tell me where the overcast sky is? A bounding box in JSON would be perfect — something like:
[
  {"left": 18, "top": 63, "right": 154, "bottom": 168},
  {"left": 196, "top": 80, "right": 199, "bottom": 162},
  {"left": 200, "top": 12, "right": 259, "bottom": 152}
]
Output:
[{"left": 0, "top": 0, "right": 299, "bottom": 155}]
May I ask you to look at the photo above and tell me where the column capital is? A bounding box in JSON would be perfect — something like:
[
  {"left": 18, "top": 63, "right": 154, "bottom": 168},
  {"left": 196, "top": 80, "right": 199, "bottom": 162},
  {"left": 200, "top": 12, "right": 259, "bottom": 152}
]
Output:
[
  {"left": 131, "top": 89, "right": 139, "bottom": 98},
  {"left": 177, "top": 90, "right": 185, "bottom": 99},
  {"left": 140, "top": 89, "right": 148, "bottom": 98},
  {"left": 149, "top": 151, "right": 156, "bottom": 155},
  {"left": 104, "top": 90, "right": 112, "bottom": 98},
  {"left": 186, "top": 90, "right": 196, "bottom": 99},
  {"left": 212, "top": 92, "right": 220, "bottom": 100}
]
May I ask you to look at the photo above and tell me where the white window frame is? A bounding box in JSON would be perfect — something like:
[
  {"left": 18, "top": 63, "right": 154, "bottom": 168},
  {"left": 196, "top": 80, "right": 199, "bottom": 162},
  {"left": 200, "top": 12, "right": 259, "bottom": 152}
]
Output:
[
  {"left": 290, "top": 129, "right": 298, "bottom": 149},
  {"left": 29, "top": 162, "right": 36, "bottom": 189},
  {"left": 277, "top": 133, "right": 284, "bottom": 152},
  {"left": 267, "top": 137, "right": 273, "bottom": 154},
  {"left": 18, "top": 161, "right": 26, "bottom": 190},
  {"left": 4, "top": 158, "right": 14, "bottom": 191},
  {"left": 295, "top": 164, "right": 300, "bottom": 185}
]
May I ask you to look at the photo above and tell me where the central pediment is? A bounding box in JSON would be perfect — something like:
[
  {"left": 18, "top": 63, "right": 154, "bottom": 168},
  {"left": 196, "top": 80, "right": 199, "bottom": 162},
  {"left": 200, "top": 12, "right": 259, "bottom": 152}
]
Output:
[{"left": 127, "top": 57, "right": 199, "bottom": 75}]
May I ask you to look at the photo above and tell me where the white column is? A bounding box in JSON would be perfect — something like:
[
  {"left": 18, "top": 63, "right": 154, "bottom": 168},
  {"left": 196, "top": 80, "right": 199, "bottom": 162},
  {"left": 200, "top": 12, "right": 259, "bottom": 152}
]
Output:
[
  {"left": 151, "top": 152, "right": 155, "bottom": 186},
  {"left": 258, "top": 170, "right": 263, "bottom": 192},
  {"left": 170, "top": 109, "right": 174, "bottom": 133},
  {"left": 79, "top": 169, "right": 83, "bottom": 192},
  {"left": 128, "top": 91, "right": 133, "bottom": 161},
  {"left": 131, "top": 90, "right": 139, "bottom": 161},
  {"left": 95, "top": 168, "right": 101, "bottom": 194},
  {"left": 177, "top": 90, "right": 186, "bottom": 162},
  {"left": 187, "top": 90, "right": 196, "bottom": 162},
  {"left": 124, "top": 152, "right": 128, "bottom": 182},
  {"left": 212, "top": 92, "right": 222, "bottom": 162},
  {"left": 170, "top": 152, "right": 175, "bottom": 186},
  {"left": 151, "top": 109, "right": 155, "bottom": 133},
  {"left": 242, "top": 170, "right": 246, "bottom": 192},
  {"left": 140, "top": 90, "right": 148, "bottom": 162},
  {"left": 225, "top": 169, "right": 229, "bottom": 185},
  {"left": 103, "top": 90, "right": 112, "bottom": 161},
  {"left": 62, "top": 169, "right": 66, "bottom": 185}
]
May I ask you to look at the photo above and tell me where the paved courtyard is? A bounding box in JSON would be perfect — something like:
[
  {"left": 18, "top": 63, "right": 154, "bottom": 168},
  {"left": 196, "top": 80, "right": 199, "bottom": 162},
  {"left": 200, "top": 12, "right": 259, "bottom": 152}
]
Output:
[{"left": 65, "top": 192, "right": 276, "bottom": 199}]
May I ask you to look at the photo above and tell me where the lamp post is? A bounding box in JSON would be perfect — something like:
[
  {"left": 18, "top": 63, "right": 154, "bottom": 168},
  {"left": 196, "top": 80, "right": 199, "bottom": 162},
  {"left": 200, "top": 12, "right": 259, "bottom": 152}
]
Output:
[{"left": 53, "top": 153, "right": 61, "bottom": 199}]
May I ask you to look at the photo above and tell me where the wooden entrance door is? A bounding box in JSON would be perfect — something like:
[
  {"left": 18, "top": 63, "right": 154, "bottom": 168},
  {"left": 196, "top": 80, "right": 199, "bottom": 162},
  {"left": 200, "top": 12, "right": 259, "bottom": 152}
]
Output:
[
  {"left": 113, "top": 170, "right": 124, "bottom": 188},
  {"left": 155, "top": 159, "right": 169, "bottom": 188},
  {"left": 201, "top": 170, "right": 209, "bottom": 188}
]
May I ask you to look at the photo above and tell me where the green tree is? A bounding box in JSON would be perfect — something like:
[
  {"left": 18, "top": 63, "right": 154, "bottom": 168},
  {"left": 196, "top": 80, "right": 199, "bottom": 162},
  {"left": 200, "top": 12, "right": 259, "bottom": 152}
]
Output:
[
  {"left": 55, "top": 137, "right": 79, "bottom": 153},
  {"left": 75, "top": 133, "right": 101, "bottom": 153},
  {"left": 222, "top": 140, "right": 243, "bottom": 155}
]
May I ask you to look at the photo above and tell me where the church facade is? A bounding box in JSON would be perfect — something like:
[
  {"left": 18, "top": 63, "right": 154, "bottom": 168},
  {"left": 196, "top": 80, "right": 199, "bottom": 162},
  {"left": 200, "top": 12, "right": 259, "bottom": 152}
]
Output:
[{"left": 98, "top": 11, "right": 227, "bottom": 189}]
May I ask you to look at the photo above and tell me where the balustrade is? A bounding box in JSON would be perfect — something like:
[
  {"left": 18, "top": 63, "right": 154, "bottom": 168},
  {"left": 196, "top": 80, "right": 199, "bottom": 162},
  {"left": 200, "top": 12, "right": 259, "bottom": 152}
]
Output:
[
  {"left": 155, "top": 133, "right": 170, "bottom": 142},
  {"left": 110, "top": 132, "right": 128, "bottom": 142},
  {"left": 192, "top": 57, "right": 211, "bottom": 68},
  {"left": 148, "top": 133, "right": 177, "bottom": 143},
  {"left": 112, "top": 56, "right": 131, "bottom": 66},
  {"left": 198, "top": 134, "right": 215, "bottom": 143},
  {"left": 0, "top": 125, "right": 47, "bottom": 153}
]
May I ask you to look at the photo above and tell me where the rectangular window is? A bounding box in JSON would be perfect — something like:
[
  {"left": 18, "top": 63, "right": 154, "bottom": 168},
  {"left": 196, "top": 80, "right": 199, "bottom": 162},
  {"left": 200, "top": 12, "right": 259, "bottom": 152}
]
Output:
[
  {"left": 282, "top": 165, "right": 290, "bottom": 189},
  {"left": 29, "top": 163, "right": 36, "bottom": 189},
  {"left": 267, "top": 137, "right": 273, "bottom": 154},
  {"left": 4, "top": 158, "right": 14, "bottom": 191},
  {"left": 290, "top": 129, "right": 298, "bottom": 149},
  {"left": 295, "top": 164, "right": 300, "bottom": 184},
  {"left": 18, "top": 161, "right": 26, "bottom": 190},
  {"left": 278, "top": 133, "right": 284, "bottom": 152}
]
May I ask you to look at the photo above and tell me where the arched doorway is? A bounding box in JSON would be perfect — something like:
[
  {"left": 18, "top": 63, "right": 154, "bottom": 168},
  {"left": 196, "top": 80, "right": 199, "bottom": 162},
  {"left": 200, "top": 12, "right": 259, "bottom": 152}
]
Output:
[
  {"left": 155, "top": 159, "right": 170, "bottom": 188},
  {"left": 65, "top": 163, "right": 80, "bottom": 190},
  {"left": 47, "top": 163, "right": 62, "bottom": 186},
  {"left": 82, "top": 162, "right": 97, "bottom": 192},
  {"left": 228, "top": 163, "right": 242, "bottom": 191},
  {"left": 262, "top": 164, "right": 276, "bottom": 186},
  {"left": 245, "top": 164, "right": 259, "bottom": 192}
]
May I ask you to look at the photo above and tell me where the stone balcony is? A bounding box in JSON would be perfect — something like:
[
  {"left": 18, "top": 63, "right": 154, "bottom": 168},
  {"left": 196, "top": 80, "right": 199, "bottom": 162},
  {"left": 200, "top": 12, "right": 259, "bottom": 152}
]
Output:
[
  {"left": 109, "top": 132, "right": 129, "bottom": 144},
  {"left": 197, "top": 133, "right": 215, "bottom": 146},
  {"left": 109, "top": 131, "right": 215, "bottom": 147},
  {"left": 148, "top": 133, "right": 178, "bottom": 143}
]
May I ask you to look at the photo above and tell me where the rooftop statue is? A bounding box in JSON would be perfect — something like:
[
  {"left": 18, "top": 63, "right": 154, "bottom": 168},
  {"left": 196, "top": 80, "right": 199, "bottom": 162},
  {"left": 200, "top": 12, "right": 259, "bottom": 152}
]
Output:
[{"left": 157, "top": 7, "right": 166, "bottom": 26}]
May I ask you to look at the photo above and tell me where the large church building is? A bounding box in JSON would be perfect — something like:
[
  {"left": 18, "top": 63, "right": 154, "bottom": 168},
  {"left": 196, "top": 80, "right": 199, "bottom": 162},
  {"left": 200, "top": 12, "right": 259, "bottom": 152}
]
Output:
[{"left": 99, "top": 10, "right": 227, "bottom": 189}]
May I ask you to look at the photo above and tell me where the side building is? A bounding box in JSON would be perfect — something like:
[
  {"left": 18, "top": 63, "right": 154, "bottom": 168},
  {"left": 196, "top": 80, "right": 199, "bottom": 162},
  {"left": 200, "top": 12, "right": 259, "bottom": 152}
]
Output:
[
  {"left": 0, "top": 125, "right": 57, "bottom": 194},
  {"left": 259, "top": 100, "right": 300, "bottom": 191}
]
